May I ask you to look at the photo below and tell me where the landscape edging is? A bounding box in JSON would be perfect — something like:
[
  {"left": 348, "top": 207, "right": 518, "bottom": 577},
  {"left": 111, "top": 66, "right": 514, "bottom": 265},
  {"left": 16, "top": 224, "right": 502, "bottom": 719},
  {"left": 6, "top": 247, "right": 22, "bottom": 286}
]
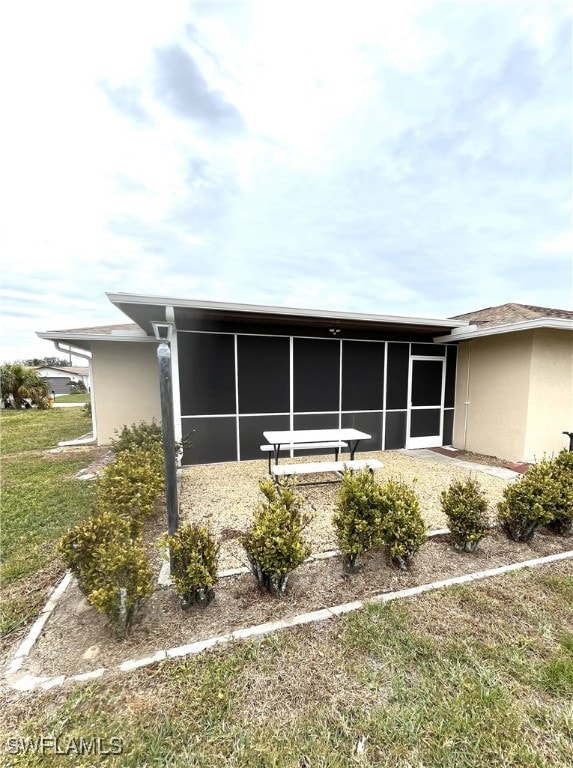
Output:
[{"left": 5, "top": 549, "right": 573, "bottom": 694}]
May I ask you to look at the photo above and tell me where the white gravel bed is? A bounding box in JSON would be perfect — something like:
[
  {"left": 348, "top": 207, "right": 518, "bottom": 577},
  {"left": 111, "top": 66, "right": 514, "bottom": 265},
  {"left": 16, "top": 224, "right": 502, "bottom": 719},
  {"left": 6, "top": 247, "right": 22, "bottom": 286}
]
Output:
[{"left": 179, "top": 451, "right": 512, "bottom": 570}]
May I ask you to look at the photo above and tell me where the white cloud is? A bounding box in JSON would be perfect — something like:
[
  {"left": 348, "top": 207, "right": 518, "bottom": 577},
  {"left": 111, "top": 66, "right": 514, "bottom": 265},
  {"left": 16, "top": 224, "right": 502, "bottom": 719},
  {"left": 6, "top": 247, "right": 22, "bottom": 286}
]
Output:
[{"left": 0, "top": 0, "right": 571, "bottom": 362}]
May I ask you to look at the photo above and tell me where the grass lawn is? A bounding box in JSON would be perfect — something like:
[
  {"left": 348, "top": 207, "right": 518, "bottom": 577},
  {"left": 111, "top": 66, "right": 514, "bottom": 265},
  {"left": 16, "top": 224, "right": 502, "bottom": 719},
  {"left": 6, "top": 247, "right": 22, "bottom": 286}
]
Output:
[
  {"left": 0, "top": 408, "right": 98, "bottom": 636},
  {"left": 1, "top": 409, "right": 571, "bottom": 766},
  {"left": 55, "top": 393, "right": 91, "bottom": 404},
  {"left": 1, "top": 565, "right": 572, "bottom": 766}
]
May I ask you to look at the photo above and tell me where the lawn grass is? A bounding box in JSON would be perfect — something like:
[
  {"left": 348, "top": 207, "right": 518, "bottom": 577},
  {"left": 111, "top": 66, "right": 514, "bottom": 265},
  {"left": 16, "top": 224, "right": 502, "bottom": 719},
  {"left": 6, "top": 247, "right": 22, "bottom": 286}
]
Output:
[
  {"left": 55, "top": 393, "right": 91, "bottom": 404},
  {"left": 0, "top": 408, "right": 92, "bottom": 454},
  {"left": 0, "top": 409, "right": 98, "bottom": 636},
  {"left": 1, "top": 564, "right": 571, "bottom": 766}
]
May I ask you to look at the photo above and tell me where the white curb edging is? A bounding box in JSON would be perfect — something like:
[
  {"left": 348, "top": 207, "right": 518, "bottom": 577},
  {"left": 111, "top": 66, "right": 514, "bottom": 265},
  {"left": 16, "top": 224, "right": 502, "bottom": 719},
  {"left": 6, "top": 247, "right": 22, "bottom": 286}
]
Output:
[
  {"left": 5, "top": 572, "right": 73, "bottom": 677},
  {"left": 5, "top": 549, "right": 572, "bottom": 693}
]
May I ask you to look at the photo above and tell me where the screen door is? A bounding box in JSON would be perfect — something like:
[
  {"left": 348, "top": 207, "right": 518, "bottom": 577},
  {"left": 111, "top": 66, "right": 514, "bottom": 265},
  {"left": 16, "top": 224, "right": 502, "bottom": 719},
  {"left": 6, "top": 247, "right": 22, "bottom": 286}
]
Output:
[{"left": 406, "top": 357, "right": 445, "bottom": 449}]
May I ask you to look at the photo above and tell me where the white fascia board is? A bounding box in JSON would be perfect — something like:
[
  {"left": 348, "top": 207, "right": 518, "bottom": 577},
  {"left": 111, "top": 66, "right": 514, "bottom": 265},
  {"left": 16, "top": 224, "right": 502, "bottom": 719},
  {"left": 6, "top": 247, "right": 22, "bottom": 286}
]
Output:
[
  {"left": 36, "top": 331, "right": 154, "bottom": 344},
  {"left": 106, "top": 291, "right": 468, "bottom": 330},
  {"left": 434, "top": 317, "right": 573, "bottom": 343}
]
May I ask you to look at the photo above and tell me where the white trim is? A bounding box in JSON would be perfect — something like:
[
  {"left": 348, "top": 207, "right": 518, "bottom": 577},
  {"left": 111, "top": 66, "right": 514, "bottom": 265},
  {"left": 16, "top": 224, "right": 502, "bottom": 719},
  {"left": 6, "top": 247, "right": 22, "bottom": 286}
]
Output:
[
  {"left": 107, "top": 291, "right": 468, "bottom": 330},
  {"left": 382, "top": 341, "right": 388, "bottom": 449},
  {"left": 406, "top": 355, "right": 446, "bottom": 449},
  {"left": 338, "top": 339, "right": 343, "bottom": 429},
  {"left": 234, "top": 335, "right": 240, "bottom": 460},
  {"left": 435, "top": 317, "right": 573, "bottom": 342},
  {"left": 166, "top": 307, "right": 182, "bottom": 448}
]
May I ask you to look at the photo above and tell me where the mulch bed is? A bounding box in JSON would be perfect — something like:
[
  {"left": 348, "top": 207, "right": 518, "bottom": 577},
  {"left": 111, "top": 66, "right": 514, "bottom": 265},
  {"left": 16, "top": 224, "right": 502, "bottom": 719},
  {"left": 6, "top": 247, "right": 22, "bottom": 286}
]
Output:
[{"left": 17, "top": 526, "right": 572, "bottom": 681}]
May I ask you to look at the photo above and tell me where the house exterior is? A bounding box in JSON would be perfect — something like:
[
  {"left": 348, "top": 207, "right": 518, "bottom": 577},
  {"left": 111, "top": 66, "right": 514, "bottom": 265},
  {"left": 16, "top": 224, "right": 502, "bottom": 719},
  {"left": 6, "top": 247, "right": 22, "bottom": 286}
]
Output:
[
  {"left": 37, "top": 294, "right": 573, "bottom": 464},
  {"left": 36, "top": 365, "right": 91, "bottom": 395},
  {"left": 436, "top": 303, "right": 573, "bottom": 462}
]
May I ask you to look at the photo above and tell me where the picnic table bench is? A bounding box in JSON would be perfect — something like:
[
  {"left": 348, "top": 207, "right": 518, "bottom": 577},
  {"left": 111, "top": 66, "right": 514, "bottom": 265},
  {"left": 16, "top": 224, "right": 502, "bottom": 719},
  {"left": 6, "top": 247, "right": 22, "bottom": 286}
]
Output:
[
  {"left": 271, "top": 457, "right": 383, "bottom": 482},
  {"left": 259, "top": 440, "right": 348, "bottom": 473},
  {"left": 261, "top": 428, "right": 383, "bottom": 483}
]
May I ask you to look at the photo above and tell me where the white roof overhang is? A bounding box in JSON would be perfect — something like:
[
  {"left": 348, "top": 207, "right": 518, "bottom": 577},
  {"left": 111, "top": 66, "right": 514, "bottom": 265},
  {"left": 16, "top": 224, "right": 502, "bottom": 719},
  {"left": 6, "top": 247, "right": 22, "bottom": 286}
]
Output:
[
  {"left": 106, "top": 291, "right": 469, "bottom": 336},
  {"left": 434, "top": 317, "right": 573, "bottom": 343}
]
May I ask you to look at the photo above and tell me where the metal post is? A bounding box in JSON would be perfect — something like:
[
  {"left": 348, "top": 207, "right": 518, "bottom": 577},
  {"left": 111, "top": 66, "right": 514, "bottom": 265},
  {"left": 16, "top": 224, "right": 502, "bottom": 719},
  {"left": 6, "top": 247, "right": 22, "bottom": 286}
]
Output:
[{"left": 157, "top": 342, "right": 179, "bottom": 549}]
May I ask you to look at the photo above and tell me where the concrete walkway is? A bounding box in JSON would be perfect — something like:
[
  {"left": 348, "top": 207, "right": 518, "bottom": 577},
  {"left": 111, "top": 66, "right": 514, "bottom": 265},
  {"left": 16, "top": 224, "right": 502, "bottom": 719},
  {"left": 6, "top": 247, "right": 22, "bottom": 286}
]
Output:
[{"left": 400, "top": 448, "right": 521, "bottom": 481}]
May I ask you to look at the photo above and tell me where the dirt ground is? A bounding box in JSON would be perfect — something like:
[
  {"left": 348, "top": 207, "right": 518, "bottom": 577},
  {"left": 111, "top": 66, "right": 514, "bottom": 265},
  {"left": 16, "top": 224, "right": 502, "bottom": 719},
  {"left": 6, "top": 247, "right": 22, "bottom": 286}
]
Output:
[{"left": 5, "top": 449, "right": 572, "bottom": 687}]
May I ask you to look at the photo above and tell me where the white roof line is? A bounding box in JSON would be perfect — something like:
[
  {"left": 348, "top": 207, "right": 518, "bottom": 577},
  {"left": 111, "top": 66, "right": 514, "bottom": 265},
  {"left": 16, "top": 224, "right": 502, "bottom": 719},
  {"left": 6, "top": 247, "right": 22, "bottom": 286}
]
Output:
[
  {"left": 105, "top": 291, "right": 468, "bottom": 329},
  {"left": 434, "top": 317, "right": 573, "bottom": 342},
  {"left": 36, "top": 331, "right": 154, "bottom": 343}
]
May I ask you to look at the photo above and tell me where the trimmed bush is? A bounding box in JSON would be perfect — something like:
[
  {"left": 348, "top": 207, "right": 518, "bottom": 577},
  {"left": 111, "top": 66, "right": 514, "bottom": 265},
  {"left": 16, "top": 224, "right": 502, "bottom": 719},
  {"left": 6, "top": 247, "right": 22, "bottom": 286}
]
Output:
[
  {"left": 111, "top": 419, "right": 163, "bottom": 456},
  {"left": 547, "top": 449, "right": 573, "bottom": 536},
  {"left": 97, "top": 445, "right": 164, "bottom": 534},
  {"left": 241, "top": 478, "right": 311, "bottom": 596},
  {"left": 333, "top": 469, "right": 383, "bottom": 572},
  {"left": 59, "top": 511, "right": 130, "bottom": 595},
  {"left": 440, "top": 477, "right": 490, "bottom": 552},
  {"left": 497, "top": 459, "right": 561, "bottom": 542},
  {"left": 378, "top": 479, "right": 427, "bottom": 570},
  {"left": 165, "top": 522, "right": 219, "bottom": 608},
  {"left": 59, "top": 511, "right": 153, "bottom": 638}
]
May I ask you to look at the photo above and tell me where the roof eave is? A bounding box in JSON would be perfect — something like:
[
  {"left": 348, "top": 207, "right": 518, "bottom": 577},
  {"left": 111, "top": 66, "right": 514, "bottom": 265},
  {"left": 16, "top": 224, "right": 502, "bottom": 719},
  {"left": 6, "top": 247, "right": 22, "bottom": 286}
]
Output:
[
  {"left": 37, "top": 331, "right": 154, "bottom": 346},
  {"left": 434, "top": 318, "right": 573, "bottom": 342},
  {"left": 106, "top": 291, "right": 469, "bottom": 331}
]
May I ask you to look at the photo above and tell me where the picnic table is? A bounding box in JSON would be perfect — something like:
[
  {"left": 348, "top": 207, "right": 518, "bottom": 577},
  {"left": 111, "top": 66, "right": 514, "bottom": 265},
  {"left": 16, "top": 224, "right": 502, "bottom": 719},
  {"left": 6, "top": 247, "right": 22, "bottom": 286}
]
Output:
[{"left": 261, "top": 428, "right": 383, "bottom": 482}]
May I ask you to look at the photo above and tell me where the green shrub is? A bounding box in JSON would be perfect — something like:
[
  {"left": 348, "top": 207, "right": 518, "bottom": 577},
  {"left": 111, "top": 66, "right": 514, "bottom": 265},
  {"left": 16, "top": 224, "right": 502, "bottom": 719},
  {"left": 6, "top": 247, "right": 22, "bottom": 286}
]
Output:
[
  {"left": 497, "top": 459, "right": 561, "bottom": 542},
  {"left": 240, "top": 478, "right": 311, "bottom": 596},
  {"left": 59, "top": 511, "right": 153, "bottom": 637},
  {"left": 87, "top": 537, "right": 153, "bottom": 638},
  {"left": 378, "top": 479, "right": 426, "bottom": 569},
  {"left": 96, "top": 445, "right": 164, "bottom": 533},
  {"left": 547, "top": 449, "right": 573, "bottom": 536},
  {"left": 333, "top": 469, "right": 383, "bottom": 572},
  {"left": 81, "top": 402, "right": 92, "bottom": 418},
  {"left": 165, "top": 522, "right": 219, "bottom": 607},
  {"left": 59, "top": 510, "right": 131, "bottom": 594},
  {"left": 111, "top": 419, "right": 163, "bottom": 456},
  {"left": 440, "top": 477, "right": 490, "bottom": 552}
]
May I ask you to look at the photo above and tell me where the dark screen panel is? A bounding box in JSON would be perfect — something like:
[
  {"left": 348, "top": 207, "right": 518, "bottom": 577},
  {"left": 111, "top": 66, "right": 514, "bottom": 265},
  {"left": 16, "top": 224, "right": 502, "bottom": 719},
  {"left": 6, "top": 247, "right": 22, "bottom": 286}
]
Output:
[
  {"left": 341, "top": 341, "right": 384, "bottom": 411},
  {"left": 293, "top": 413, "right": 340, "bottom": 430},
  {"left": 181, "top": 417, "right": 237, "bottom": 464},
  {"left": 239, "top": 414, "right": 290, "bottom": 461},
  {"left": 411, "top": 344, "right": 446, "bottom": 357},
  {"left": 237, "top": 335, "right": 290, "bottom": 414},
  {"left": 443, "top": 409, "right": 454, "bottom": 445},
  {"left": 410, "top": 409, "right": 441, "bottom": 438},
  {"left": 445, "top": 346, "right": 457, "bottom": 408},
  {"left": 341, "top": 411, "right": 383, "bottom": 451},
  {"left": 386, "top": 344, "right": 409, "bottom": 410},
  {"left": 411, "top": 359, "right": 443, "bottom": 407},
  {"left": 385, "top": 411, "right": 407, "bottom": 449},
  {"left": 293, "top": 338, "right": 340, "bottom": 412},
  {"left": 179, "top": 333, "right": 236, "bottom": 416}
]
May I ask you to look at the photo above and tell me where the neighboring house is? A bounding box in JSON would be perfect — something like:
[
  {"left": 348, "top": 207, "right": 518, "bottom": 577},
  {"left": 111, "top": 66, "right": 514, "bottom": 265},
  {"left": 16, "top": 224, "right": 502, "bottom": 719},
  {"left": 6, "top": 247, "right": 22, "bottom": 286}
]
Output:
[
  {"left": 37, "top": 294, "right": 573, "bottom": 464},
  {"left": 35, "top": 365, "right": 91, "bottom": 395}
]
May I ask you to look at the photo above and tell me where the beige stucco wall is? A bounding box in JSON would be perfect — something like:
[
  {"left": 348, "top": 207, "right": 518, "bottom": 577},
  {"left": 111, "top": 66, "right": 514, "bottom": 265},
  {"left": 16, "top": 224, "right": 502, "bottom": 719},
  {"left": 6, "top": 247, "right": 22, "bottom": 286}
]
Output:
[
  {"left": 453, "top": 329, "right": 573, "bottom": 462},
  {"left": 453, "top": 333, "right": 534, "bottom": 461},
  {"left": 91, "top": 341, "right": 161, "bottom": 445},
  {"left": 524, "top": 329, "right": 573, "bottom": 460}
]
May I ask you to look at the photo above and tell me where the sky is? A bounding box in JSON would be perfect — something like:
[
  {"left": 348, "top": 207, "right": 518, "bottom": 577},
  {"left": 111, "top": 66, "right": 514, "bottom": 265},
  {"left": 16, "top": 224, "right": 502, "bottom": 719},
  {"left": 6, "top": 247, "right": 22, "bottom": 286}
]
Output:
[{"left": 1, "top": 0, "right": 571, "bottom": 363}]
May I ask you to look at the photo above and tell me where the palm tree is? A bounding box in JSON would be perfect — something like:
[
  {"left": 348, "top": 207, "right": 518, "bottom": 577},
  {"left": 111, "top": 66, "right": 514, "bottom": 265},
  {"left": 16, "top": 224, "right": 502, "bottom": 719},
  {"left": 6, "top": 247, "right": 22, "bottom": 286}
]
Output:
[{"left": 0, "top": 363, "right": 50, "bottom": 409}]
